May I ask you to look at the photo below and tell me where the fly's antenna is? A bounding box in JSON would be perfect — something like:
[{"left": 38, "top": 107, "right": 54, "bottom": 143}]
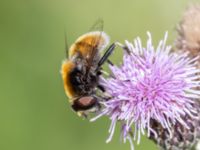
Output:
[{"left": 64, "top": 28, "right": 69, "bottom": 58}]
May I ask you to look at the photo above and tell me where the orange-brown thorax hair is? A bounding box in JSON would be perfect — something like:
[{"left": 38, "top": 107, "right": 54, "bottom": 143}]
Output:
[{"left": 69, "top": 31, "right": 109, "bottom": 58}]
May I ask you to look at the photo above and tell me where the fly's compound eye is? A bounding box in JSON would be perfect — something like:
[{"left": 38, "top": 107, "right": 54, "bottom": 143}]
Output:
[{"left": 72, "top": 96, "right": 98, "bottom": 111}]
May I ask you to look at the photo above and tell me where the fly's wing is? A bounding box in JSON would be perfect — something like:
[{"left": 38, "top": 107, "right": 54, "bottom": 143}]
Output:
[
  {"left": 85, "top": 19, "right": 104, "bottom": 74},
  {"left": 88, "top": 19, "right": 104, "bottom": 32}
]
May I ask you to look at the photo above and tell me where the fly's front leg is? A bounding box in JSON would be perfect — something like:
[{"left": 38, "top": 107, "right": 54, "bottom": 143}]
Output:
[{"left": 97, "top": 43, "right": 116, "bottom": 69}]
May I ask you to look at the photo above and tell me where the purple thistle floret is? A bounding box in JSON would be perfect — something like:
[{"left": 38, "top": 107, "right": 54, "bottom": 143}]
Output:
[{"left": 91, "top": 32, "right": 200, "bottom": 150}]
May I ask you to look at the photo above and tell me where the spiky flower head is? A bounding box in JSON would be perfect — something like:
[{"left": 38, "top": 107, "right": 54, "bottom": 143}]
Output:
[{"left": 91, "top": 32, "right": 200, "bottom": 150}]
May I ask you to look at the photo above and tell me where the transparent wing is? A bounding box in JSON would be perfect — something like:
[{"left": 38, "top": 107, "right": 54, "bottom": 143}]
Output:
[
  {"left": 88, "top": 18, "right": 104, "bottom": 32},
  {"left": 86, "top": 19, "right": 105, "bottom": 74}
]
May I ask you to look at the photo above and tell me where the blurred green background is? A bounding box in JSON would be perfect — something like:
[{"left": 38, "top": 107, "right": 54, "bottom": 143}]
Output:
[{"left": 0, "top": 0, "right": 199, "bottom": 150}]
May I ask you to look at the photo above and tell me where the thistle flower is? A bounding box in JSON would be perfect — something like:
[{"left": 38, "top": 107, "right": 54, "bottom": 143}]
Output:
[{"left": 91, "top": 32, "right": 200, "bottom": 150}]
